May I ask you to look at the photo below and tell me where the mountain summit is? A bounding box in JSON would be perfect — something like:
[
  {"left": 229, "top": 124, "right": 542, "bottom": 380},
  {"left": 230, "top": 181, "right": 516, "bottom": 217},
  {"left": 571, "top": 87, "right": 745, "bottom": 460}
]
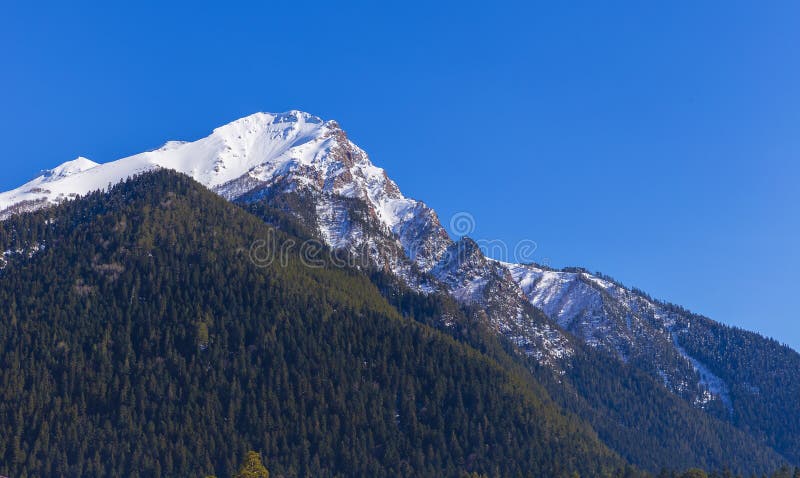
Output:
[
  {"left": 0, "top": 111, "right": 449, "bottom": 279},
  {"left": 2, "top": 111, "right": 371, "bottom": 214}
]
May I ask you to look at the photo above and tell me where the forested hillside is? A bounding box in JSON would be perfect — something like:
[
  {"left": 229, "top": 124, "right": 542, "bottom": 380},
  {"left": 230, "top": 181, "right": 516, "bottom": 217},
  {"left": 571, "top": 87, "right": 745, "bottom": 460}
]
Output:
[
  {"left": 0, "top": 171, "right": 628, "bottom": 477},
  {"left": 670, "top": 306, "right": 800, "bottom": 463},
  {"left": 367, "top": 272, "right": 788, "bottom": 475}
]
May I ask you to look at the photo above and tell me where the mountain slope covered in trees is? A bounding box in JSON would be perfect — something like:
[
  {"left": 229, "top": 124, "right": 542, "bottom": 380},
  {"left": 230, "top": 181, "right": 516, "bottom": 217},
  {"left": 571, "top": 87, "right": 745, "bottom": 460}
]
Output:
[
  {"left": 246, "top": 180, "right": 792, "bottom": 475},
  {"left": 364, "top": 270, "right": 788, "bottom": 475},
  {"left": 0, "top": 171, "right": 631, "bottom": 477}
]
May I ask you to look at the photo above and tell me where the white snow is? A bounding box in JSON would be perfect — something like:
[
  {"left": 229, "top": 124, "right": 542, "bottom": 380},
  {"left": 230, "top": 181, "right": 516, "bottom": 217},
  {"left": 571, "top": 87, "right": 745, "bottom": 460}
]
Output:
[
  {"left": 670, "top": 329, "right": 733, "bottom": 410},
  {"left": 507, "top": 264, "right": 598, "bottom": 329},
  {"left": 1, "top": 242, "right": 44, "bottom": 269},
  {"left": 504, "top": 261, "right": 734, "bottom": 407},
  {"left": 0, "top": 112, "right": 399, "bottom": 220}
]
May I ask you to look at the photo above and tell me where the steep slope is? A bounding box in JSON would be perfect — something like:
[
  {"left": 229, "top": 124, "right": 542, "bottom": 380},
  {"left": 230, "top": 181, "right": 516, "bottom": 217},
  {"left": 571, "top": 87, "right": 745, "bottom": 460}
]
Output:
[
  {"left": 508, "top": 262, "right": 800, "bottom": 463},
  {"left": 0, "top": 171, "right": 629, "bottom": 478},
  {"left": 431, "top": 237, "right": 573, "bottom": 364},
  {"left": 508, "top": 263, "right": 724, "bottom": 407},
  {"left": 669, "top": 306, "right": 800, "bottom": 463}
]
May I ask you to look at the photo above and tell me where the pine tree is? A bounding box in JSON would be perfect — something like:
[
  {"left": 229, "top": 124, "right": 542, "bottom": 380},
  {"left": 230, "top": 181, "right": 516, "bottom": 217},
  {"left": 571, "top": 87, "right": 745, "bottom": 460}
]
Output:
[
  {"left": 197, "top": 321, "right": 210, "bottom": 348},
  {"left": 233, "top": 451, "right": 269, "bottom": 478}
]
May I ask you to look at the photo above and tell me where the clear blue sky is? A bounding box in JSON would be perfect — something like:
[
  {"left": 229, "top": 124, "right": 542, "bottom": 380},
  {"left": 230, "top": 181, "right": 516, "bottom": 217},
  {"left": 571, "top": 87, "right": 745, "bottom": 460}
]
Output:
[{"left": 2, "top": 1, "right": 798, "bottom": 350}]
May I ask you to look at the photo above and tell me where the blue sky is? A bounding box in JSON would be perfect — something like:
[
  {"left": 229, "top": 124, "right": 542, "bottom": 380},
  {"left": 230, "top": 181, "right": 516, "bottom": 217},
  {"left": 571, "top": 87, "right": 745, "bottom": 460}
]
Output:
[{"left": 2, "top": 1, "right": 798, "bottom": 350}]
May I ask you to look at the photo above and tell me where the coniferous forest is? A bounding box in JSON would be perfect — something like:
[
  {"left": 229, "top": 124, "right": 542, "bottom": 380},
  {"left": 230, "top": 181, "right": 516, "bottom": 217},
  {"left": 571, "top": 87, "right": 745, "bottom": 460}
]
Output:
[
  {"left": 0, "top": 172, "right": 624, "bottom": 477},
  {"left": 0, "top": 171, "right": 797, "bottom": 477}
]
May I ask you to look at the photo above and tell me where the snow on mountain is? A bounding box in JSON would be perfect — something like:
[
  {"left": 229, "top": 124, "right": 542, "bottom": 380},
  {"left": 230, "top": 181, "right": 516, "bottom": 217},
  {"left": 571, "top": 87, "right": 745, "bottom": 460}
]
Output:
[
  {"left": 0, "top": 157, "right": 100, "bottom": 217},
  {"left": 1, "top": 114, "right": 351, "bottom": 212},
  {"left": 431, "top": 239, "right": 573, "bottom": 363},
  {"left": 506, "top": 261, "right": 731, "bottom": 407},
  {"left": 45, "top": 157, "right": 100, "bottom": 178}
]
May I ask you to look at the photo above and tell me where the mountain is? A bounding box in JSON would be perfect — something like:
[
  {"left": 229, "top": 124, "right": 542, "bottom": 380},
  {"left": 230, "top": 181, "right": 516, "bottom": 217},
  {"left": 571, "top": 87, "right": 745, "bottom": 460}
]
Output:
[
  {"left": 1, "top": 110, "right": 798, "bottom": 473},
  {"left": 0, "top": 171, "right": 629, "bottom": 477},
  {"left": 0, "top": 110, "right": 570, "bottom": 367}
]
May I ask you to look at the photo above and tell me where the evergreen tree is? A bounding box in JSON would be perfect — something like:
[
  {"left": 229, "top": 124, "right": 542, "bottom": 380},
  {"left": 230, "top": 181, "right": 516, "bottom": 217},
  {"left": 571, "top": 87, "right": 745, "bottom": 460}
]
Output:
[{"left": 234, "top": 451, "right": 269, "bottom": 478}]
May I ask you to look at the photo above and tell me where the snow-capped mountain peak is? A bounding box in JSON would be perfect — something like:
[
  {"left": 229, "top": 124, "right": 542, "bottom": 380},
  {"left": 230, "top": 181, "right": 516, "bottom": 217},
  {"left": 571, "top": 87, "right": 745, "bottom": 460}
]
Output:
[
  {"left": 0, "top": 112, "right": 453, "bottom": 281},
  {"left": 44, "top": 157, "right": 100, "bottom": 179},
  {"left": 1, "top": 111, "right": 386, "bottom": 218}
]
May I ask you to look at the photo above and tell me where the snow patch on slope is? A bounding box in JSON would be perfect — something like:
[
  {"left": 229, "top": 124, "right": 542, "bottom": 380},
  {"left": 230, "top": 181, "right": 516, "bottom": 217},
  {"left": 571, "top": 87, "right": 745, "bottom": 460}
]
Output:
[
  {"left": 670, "top": 329, "right": 733, "bottom": 410},
  {"left": 506, "top": 261, "right": 733, "bottom": 407},
  {"left": 1, "top": 242, "right": 45, "bottom": 271}
]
